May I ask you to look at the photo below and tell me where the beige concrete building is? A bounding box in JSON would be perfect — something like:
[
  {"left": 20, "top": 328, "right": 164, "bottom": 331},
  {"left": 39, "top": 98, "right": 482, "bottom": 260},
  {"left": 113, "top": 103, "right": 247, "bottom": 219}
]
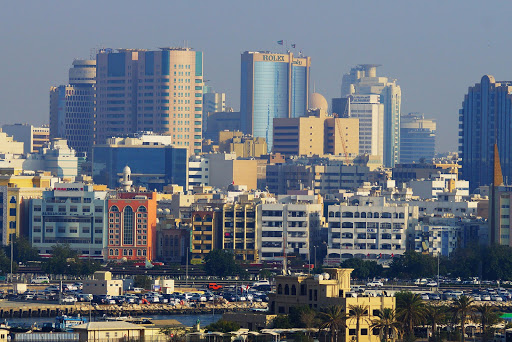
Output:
[
  {"left": 0, "top": 131, "right": 24, "bottom": 155},
  {"left": 222, "top": 202, "right": 259, "bottom": 261},
  {"left": 95, "top": 48, "right": 204, "bottom": 155},
  {"left": 2, "top": 124, "right": 49, "bottom": 154},
  {"left": 73, "top": 322, "right": 144, "bottom": 342},
  {"left": 269, "top": 268, "right": 395, "bottom": 342},
  {"left": 207, "top": 153, "right": 258, "bottom": 190},
  {"left": 83, "top": 271, "right": 123, "bottom": 296},
  {"left": 218, "top": 131, "right": 267, "bottom": 158},
  {"left": 191, "top": 210, "right": 221, "bottom": 261},
  {"left": 273, "top": 109, "right": 359, "bottom": 157}
]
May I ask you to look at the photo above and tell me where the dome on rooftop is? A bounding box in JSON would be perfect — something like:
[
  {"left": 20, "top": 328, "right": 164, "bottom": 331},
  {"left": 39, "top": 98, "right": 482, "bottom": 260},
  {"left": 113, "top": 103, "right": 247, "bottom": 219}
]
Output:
[{"left": 309, "top": 93, "right": 328, "bottom": 112}]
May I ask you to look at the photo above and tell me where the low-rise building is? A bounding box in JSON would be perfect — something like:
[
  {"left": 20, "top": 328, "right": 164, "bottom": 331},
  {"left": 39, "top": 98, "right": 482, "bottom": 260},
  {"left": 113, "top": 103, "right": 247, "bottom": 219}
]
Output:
[
  {"left": 2, "top": 123, "right": 49, "bottom": 154},
  {"left": 83, "top": 271, "right": 123, "bottom": 296},
  {"left": 107, "top": 191, "right": 157, "bottom": 261},
  {"left": 222, "top": 202, "right": 258, "bottom": 261},
  {"left": 327, "top": 199, "right": 418, "bottom": 262},
  {"left": 29, "top": 183, "right": 108, "bottom": 258},
  {"left": 73, "top": 321, "right": 143, "bottom": 341},
  {"left": 191, "top": 209, "right": 221, "bottom": 261},
  {"left": 268, "top": 268, "right": 395, "bottom": 342},
  {"left": 258, "top": 203, "right": 322, "bottom": 262}
]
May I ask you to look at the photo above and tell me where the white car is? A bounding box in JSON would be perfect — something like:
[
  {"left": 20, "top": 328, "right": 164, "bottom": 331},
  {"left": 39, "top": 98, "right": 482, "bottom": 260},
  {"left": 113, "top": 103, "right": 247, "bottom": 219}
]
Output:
[
  {"left": 426, "top": 281, "right": 438, "bottom": 287},
  {"left": 62, "top": 296, "right": 77, "bottom": 304},
  {"left": 31, "top": 276, "right": 50, "bottom": 284},
  {"left": 366, "top": 281, "right": 384, "bottom": 287}
]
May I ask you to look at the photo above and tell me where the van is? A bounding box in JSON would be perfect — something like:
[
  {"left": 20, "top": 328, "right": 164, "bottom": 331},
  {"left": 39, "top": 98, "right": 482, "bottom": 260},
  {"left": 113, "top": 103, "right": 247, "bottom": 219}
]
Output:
[{"left": 31, "top": 276, "right": 50, "bottom": 284}]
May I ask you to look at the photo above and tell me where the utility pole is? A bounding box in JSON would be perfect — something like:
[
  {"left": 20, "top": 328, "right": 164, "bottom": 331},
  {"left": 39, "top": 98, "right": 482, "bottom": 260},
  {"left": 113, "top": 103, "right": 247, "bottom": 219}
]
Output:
[
  {"left": 10, "top": 237, "right": 13, "bottom": 283},
  {"left": 186, "top": 247, "right": 189, "bottom": 286}
]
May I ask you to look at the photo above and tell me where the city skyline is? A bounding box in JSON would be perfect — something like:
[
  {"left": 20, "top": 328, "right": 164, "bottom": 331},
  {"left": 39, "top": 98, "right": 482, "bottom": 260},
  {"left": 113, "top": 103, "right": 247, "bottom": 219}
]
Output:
[{"left": 2, "top": 1, "right": 512, "bottom": 153}]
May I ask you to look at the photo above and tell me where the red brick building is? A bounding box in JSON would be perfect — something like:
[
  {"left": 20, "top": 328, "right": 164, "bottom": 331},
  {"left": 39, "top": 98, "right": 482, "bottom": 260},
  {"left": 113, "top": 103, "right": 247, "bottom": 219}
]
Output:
[{"left": 107, "top": 192, "right": 157, "bottom": 261}]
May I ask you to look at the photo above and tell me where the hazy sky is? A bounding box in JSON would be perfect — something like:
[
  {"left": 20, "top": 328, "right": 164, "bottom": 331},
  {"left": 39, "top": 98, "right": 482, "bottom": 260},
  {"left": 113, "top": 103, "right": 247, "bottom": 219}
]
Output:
[{"left": 1, "top": 1, "right": 511, "bottom": 152}]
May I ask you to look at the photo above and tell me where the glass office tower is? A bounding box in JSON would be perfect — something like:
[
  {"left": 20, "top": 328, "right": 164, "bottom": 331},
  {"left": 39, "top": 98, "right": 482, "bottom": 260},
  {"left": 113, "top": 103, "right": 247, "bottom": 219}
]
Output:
[{"left": 240, "top": 51, "right": 310, "bottom": 151}]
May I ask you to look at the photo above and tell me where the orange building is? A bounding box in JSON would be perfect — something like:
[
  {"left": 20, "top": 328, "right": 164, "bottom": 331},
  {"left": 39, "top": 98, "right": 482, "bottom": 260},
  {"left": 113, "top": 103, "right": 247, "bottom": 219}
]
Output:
[{"left": 107, "top": 192, "right": 157, "bottom": 261}]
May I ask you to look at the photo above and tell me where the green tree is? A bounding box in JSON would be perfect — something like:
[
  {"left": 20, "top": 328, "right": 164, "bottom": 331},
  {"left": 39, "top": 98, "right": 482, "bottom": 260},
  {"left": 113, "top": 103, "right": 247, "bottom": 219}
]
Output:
[
  {"left": 204, "top": 320, "right": 240, "bottom": 333},
  {"left": 159, "top": 327, "right": 187, "bottom": 342},
  {"left": 318, "top": 305, "right": 347, "bottom": 342},
  {"left": 340, "top": 258, "right": 383, "bottom": 279},
  {"left": 7, "top": 237, "right": 40, "bottom": 263},
  {"left": 371, "top": 308, "right": 402, "bottom": 342},
  {"left": 451, "top": 295, "right": 476, "bottom": 342},
  {"left": 0, "top": 249, "right": 14, "bottom": 276},
  {"left": 42, "top": 244, "right": 100, "bottom": 276},
  {"left": 396, "top": 291, "right": 426, "bottom": 339},
  {"left": 425, "top": 305, "right": 446, "bottom": 342},
  {"left": 389, "top": 251, "right": 437, "bottom": 279},
  {"left": 477, "top": 304, "right": 501, "bottom": 342},
  {"left": 273, "top": 315, "right": 293, "bottom": 329},
  {"left": 134, "top": 275, "right": 152, "bottom": 289},
  {"left": 348, "top": 304, "right": 370, "bottom": 342},
  {"left": 204, "top": 249, "right": 246, "bottom": 277}
]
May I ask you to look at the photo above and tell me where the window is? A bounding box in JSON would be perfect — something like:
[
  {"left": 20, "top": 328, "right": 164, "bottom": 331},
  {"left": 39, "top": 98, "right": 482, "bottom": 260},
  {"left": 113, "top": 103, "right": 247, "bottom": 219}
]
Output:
[
  {"left": 110, "top": 205, "right": 119, "bottom": 212},
  {"left": 123, "top": 206, "right": 134, "bottom": 245}
]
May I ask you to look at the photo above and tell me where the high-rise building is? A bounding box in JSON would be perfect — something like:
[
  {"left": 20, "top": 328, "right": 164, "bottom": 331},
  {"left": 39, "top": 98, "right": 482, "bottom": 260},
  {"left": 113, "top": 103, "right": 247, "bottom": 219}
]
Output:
[
  {"left": 348, "top": 95, "right": 384, "bottom": 159},
  {"left": 240, "top": 51, "right": 311, "bottom": 151},
  {"left": 459, "top": 75, "right": 512, "bottom": 191},
  {"left": 400, "top": 113, "right": 436, "bottom": 164},
  {"left": 95, "top": 48, "right": 204, "bottom": 155},
  {"left": 50, "top": 59, "right": 96, "bottom": 155},
  {"left": 340, "top": 64, "right": 401, "bottom": 167},
  {"left": 202, "top": 87, "right": 226, "bottom": 132}
]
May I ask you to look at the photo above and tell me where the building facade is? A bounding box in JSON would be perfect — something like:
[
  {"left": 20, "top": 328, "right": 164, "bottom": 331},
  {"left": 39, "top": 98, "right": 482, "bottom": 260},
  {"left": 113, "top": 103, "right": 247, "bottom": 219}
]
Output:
[
  {"left": 202, "top": 88, "right": 226, "bottom": 132},
  {"left": 240, "top": 51, "right": 311, "bottom": 151},
  {"left": 459, "top": 75, "right": 512, "bottom": 191},
  {"left": 257, "top": 203, "right": 322, "bottom": 262},
  {"left": 327, "top": 200, "right": 418, "bottom": 262},
  {"left": 348, "top": 95, "right": 384, "bottom": 161},
  {"left": 49, "top": 59, "right": 96, "bottom": 155},
  {"left": 341, "top": 64, "right": 401, "bottom": 167},
  {"left": 107, "top": 192, "right": 157, "bottom": 261},
  {"left": 190, "top": 210, "right": 220, "bottom": 261},
  {"left": 29, "top": 183, "right": 108, "bottom": 258},
  {"left": 95, "top": 48, "right": 204, "bottom": 155},
  {"left": 92, "top": 134, "right": 188, "bottom": 191},
  {"left": 400, "top": 112, "right": 436, "bottom": 164},
  {"left": 2, "top": 124, "right": 49, "bottom": 154},
  {"left": 222, "top": 203, "right": 258, "bottom": 261}
]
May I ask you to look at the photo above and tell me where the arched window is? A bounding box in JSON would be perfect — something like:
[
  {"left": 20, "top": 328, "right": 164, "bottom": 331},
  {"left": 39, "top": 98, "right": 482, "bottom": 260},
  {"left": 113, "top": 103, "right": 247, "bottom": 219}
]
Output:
[
  {"left": 115, "top": 249, "right": 119, "bottom": 256},
  {"left": 367, "top": 212, "right": 373, "bottom": 218},
  {"left": 123, "top": 206, "right": 134, "bottom": 245},
  {"left": 374, "top": 212, "right": 379, "bottom": 218},
  {"left": 110, "top": 205, "right": 119, "bottom": 212},
  {"left": 291, "top": 285, "right": 297, "bottom": 295},
  {"left": 194, "top": 215, "right": 202, "bottom": 222},
  {"left": 109, "top": 249, "right": 113, "bottom": 256},
  {"left": 284, "top": 284, "right": 290, "bottom": 295},
  {"left": 361, "top": 212, "right": 366, "bottom": 218},
  {"left": 354, "top": 212, "right": 360, "bottom": 218},
  {"left": 204, "top": 215, "right": 212, "bottom": 222},
  {"left": 342, "top": 212, "right": 353, "bottom": 218},
  {"left": 278, "top": 284, "right": 283, "bottom": 294},
  {"left": 137, "top": 206, "right": 147, "bottom": 212}
]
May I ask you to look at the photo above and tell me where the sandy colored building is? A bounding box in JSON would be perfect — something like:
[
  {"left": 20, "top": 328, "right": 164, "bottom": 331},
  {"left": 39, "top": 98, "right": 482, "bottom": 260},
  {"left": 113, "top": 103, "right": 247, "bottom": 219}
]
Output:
[
  {"left": 273, "top": 109, "right": 359, "bottom": 157},
  {"left": 222, "top": 202, "right": 259, "bottom": 261},
  {"left": 2, "top": 124, "right": 49, "bottom": 154},
  {"left": 73, "top": 321, "right": 143, "bottom": 341},
  {"left": 191, "top": 209, "right": 221, "bottom": 261},
  {"left": 269, "top": 268, "right": 395, "bottom": 342},
  {"left": 83, "top": 271, "right": 123, "bottom": 296},
  {"left": 218, "top": 131, "right": 267, "bottom": 158},
  {"left": 207, "top": 153, "right": 258, "bottom": 190},
  {"left": 0, "top": 130, "right": 24, "bottom": 155}
]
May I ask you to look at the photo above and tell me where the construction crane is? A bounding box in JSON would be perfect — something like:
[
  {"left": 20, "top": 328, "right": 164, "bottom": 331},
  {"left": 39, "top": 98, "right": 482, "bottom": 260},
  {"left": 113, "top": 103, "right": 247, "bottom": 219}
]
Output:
[{"left": 333, "top": 97, "right": 351, "bottom": 164}]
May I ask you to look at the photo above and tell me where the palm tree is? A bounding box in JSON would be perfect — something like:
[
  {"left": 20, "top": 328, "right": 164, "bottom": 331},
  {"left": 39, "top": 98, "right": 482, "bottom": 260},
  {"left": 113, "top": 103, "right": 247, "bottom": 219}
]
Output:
[
  {"left": 451, "top": 295, "right": 476, "bottom": 342},
  {"left": 348, "top": 304, "right": 370, "bottom": 342},
  {"left": 371, "top": 308, "right": 402, "bottom": 342},
  {"left": 425, "top": 305, "right": 446, "bottom": 342},
  {"left": 477, "top": 304, "right": 501, "bottom": 342},
  {"left": 396, "top": 291, "right": 427, "bottom": 338},
  {"left": 318, "top": 305, "right": 347, "bottom": 342}
]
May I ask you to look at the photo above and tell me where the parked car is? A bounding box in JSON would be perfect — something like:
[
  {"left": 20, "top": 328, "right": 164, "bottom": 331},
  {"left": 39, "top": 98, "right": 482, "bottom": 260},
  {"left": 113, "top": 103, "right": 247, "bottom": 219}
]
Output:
[
  {"left": 366, "top": 281, "right": 383, "bottom": 287},
  {"left": 31, "top": 276, "right": 50, "bottom": 284},
  {"left": 61, "top": 296, "right": 77, "bottom": 304}
]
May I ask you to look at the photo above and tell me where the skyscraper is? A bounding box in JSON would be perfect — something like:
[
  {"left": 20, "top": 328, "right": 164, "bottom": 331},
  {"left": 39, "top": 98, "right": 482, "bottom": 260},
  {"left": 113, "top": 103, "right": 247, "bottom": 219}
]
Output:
[
  {"left": 202, "top": 87, "right": 226, "bottom": 132},
  {"left": 340, "top": 64, "right": 401, "bottom": 167},
  {"left": 348, "top": 95, "right": 384, "bottom": 159},
  {"left": 240, "top": 51, "right": 311, "bottom": 151},
  {"left": 49, "top": 59, "right": 96, "bottom": 155},
  {"left": 95, "top": 48, "right": 204, "bottom": 155},
  {"left": 459, "top": 75, "right": 512, "bottom": 191},
  {"left": 400, "top": 112, "right": 436, "bottom": 164}
]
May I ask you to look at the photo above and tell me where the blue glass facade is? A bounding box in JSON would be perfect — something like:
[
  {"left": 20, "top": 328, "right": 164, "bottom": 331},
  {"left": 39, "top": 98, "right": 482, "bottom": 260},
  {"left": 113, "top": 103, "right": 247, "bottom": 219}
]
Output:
[
  {"left": 253, "top": 62, "right": 289, "bottom": 150},
  {"left": 107, "top": 53, "right": 126, "bottom": 77},
  {"left": 291, "top": 65, "right": 307, "bottom": 118},
  {"left": 92, "top": 146, "right": 188, "bottom": 191}
]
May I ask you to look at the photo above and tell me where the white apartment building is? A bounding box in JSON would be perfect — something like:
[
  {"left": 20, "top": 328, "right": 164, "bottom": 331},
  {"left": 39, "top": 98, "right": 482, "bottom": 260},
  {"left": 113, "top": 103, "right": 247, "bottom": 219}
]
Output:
[
  {"left": 348, "top": 94, "right": 384, "bottom": 161},
  {"left": 188, "top": 155, "right": 209, "bottom": 190},
  {"left": 408, "top": 173, "right": 469, "bottom": 199},
  {"left": 412, "top": 224, "right": 460, "bottom": 257},
  {"left": 326, "top": 200, "right": 418, "bottom": 263},
  {"left": 257, "top": 203, "right": 322, "bottom": 262}
]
